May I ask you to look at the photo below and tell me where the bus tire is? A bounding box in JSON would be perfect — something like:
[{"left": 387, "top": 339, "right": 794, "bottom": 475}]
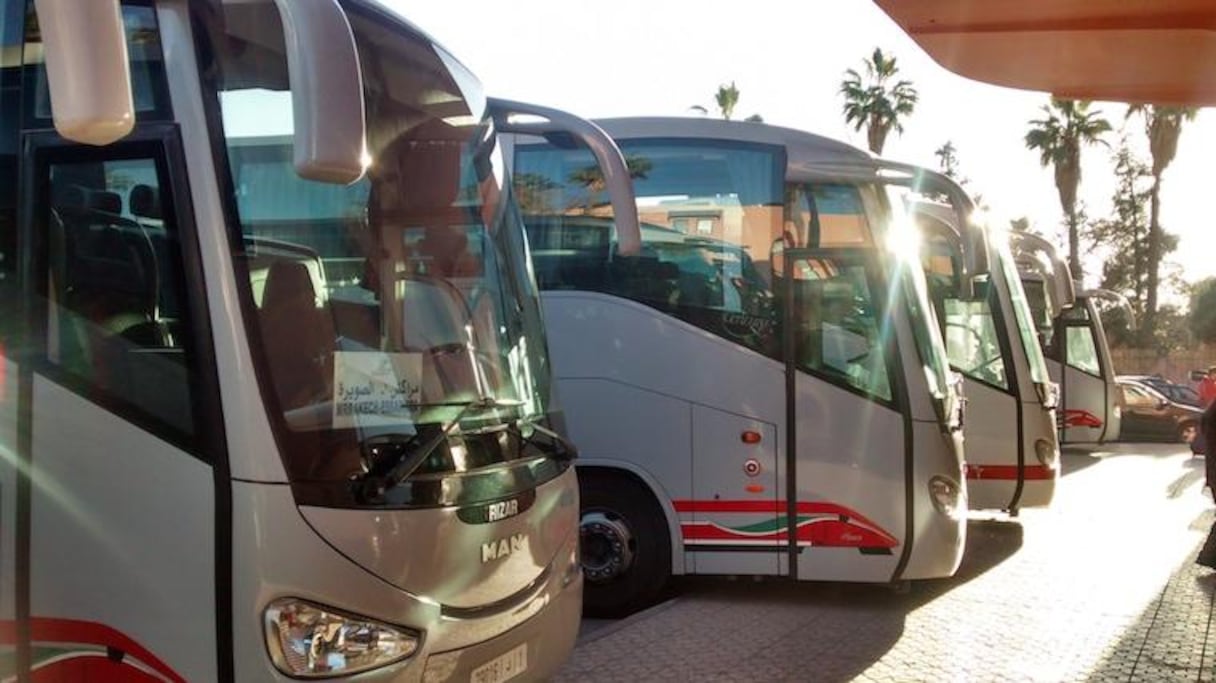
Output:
[{"left": 578, "top": 471, "right": 671, "bottom": 618}]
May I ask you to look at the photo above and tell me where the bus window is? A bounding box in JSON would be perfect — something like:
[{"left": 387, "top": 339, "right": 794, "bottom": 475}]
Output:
[
  {"left": 789, "top": 254, "right": 892, "bottom": 401},
  {"left": 1065, "top": 326, "right": 1101, "bottom": 377},
  {"left": 43, "top": 155, "right": 198, "bottom": 440},
  {"left": 515, "top": 139, "right": 783, "bottom": 357},
  {"left": 943, "top": 280, "right": 1008, "bottom": 389},
  {"left": 0, "top": 0, "right": 21, "bottom": 341}
]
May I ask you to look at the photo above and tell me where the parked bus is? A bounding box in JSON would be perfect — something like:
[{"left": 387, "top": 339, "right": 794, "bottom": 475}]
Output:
[
  {"left": 507, "top": 117, "right": 967, "bottom": 616},
  {"left": 892, "top": 172, "right": 1062, "bottom": 515},
  {"left": 0, "top": 0, "right": 642, "bottom": 679},
  {"left": 1009, "top": 233, "right": 1129, "bottom": 444}
]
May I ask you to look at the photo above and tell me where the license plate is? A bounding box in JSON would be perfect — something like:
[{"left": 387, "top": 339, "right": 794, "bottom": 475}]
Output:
[{"left": 470, "top": 643, "right": 528, "bottom": 683}]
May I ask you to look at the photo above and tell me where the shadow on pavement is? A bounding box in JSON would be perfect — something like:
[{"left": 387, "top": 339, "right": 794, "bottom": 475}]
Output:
[
  {"left": 568, "top": 518, "right": 1025, "bottom": 682},
  {"left": 1086, "top": 533, "right": 1216, "bottom": 681},
  {"left": 1061, "top": 449, "right": 1104, "bottom": 477},
  {"left": 1167, "top": 457, "right": 1206, "bottom": 499}
]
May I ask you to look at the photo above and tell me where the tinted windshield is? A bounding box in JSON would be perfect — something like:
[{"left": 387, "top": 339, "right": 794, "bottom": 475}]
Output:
[{"left": 205, "top": 3, "right": 552, "bottom": 492}]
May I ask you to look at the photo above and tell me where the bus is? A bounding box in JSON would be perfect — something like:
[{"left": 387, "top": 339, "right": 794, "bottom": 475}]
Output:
[
  {"left": 894, "top": 172, "right": 1062, "bottom": 514},
  {"left": 1010, "top": 232, "right": 1129, "bottom": 444},
  {"left": 0, "top": 1, "right": 642, "bottom": 679},
  {"left": 507, "top": 117, "right": 967, "bottom": 616}
]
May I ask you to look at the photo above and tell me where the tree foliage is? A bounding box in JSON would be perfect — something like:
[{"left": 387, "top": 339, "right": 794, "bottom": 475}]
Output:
[
  {"left": 1087, "top": 140, "right": 1184, "bottom": 350},
  {"left": 934, "top": 140, "right": 960, "bottom": 179},
  {"left": 839, "top": 48, "right": 918, "bottom": 155},
  {"left": 1024, "top": 98, "right": 1112, "bottom": 282},
  {"left": 1125, "top": 104, "right": 1198, "bottom": 341},
  {"left": 714, "top": 82, "right": 740, "bottom": 121},
  {"left": 1088, "top": 143, "right": 1152, "bottom": 309},
  {"left": 690, "top": 82, "right": 763, "bottom": 122},
  {"left": 566, "top": 155, "right": 654, "bottom": 212},
  {"left": 1189, "top": 278, "right": 1216, "bottom": 345}
]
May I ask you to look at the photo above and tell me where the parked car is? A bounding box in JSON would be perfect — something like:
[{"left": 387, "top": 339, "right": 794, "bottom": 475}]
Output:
[
  {"left": 1121, "top": 374, "right": 1203, "bottom": 408},
  {"left": 1115, "top": 377, "right": 1205, "bottom": 451}
]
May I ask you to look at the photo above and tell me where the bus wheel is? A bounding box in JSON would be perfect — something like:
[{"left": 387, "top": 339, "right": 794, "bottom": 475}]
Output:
[{"left": 579, "top": 472, "right": 671, "bottom": 618}]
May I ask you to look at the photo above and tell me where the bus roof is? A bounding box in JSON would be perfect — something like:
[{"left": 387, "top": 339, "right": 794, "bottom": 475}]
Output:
[{"left": 873, "top": 0, "right": 1216, "bottom": 105}]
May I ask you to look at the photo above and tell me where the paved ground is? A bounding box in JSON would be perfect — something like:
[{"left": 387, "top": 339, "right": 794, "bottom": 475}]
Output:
[{"left": 560, "top": 443, "right": 1216, "bottom": 682}]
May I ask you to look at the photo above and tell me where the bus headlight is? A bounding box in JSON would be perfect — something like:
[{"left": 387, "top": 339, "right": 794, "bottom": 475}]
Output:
[
  {"left": 928, "top": 475, "right": 963, "bottom": 519},
  {"left": 1035, "top": 439, "right": 1058, "bottom": 468},
  {"left": 264, "top": 598, "right": 419, "bottom": 677}
]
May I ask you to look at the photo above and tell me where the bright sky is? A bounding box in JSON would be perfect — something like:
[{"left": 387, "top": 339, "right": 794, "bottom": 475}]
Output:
[{"left": 395, "top": 0, "right": 1216, "bottom": 297}]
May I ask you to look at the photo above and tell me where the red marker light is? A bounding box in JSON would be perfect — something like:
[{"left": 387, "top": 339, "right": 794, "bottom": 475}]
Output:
[{"left": 741, "top": 431, "right": 762, "bottom": 444}]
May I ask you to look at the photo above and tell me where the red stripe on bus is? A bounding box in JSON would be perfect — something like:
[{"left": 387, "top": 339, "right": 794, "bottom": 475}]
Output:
[
  {"left": 965, "top": 464, "right": 1056, "bottom": 481},
  {"left": 0, "top": 617, "right": 185, "bottom": 683},
  {"left": 681, "top": 519, "right": 898, "bottom": 548},
  {"left": 672, "top": 499, "right": 894, "bottom": 544},
  {"left": 1062, "top": 409, "right": 1102, "bottom": 429}
]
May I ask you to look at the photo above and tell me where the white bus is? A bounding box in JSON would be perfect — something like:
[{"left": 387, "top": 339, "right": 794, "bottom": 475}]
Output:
[
  {"left": 1010, "top": 232, "right": 1128, "bottom": 444},
  {"left": 0, "top": 1, "right": 642, "bottom": 679},
  {"left": 895, "top": 173, "right": 1061, "bottom": 515},
  {"left": 507, "top": 118, "right": 966, "bottom": 616}
]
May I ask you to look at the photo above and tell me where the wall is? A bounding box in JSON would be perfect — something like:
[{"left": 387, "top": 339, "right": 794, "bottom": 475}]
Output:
[{"left": 1109, "top": 345, "right": 1216, "bottom": 384}]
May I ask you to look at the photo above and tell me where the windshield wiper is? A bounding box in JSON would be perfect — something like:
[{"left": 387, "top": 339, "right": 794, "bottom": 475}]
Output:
[
  {"left": 353, "top": 396, "right": 523, "bottom": 503},
  {"left": 515, "top": 417, "right": 578, "bottom": 463}
]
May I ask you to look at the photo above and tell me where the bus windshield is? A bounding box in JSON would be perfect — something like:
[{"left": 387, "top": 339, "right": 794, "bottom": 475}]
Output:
[
  {"left": 204, "top": 2, "right": 554, "bottom": 499},
  {"left": 997, "top": 239, "right": 1051, "bottom": 386}
]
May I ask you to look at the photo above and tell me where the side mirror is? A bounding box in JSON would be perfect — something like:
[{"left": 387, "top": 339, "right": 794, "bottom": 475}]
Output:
[
  {"left": 488, "top": 98, "right": 641, "bottom": 256},
  {"left": 271, "top": 0, "right": 367, "bottom": 184},
  {"left": 34, "top": 0, "right": 135, "bottom": 145}
]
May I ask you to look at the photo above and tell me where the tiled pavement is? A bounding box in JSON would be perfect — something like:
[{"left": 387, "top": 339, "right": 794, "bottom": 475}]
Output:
[{"left": 558, "top": 445, "right": 1216, "bottom": 682}]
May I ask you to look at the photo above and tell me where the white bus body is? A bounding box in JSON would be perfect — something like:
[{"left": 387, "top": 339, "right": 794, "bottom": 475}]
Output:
[
  {"left": 900, "top": 179, "right": 1061, "bottom": 514},
  {"left": 507, "top": 118, "right": 966, "bottom": 616},
  {"left": 0, "top": 1, "right": 643, "bottom": 679},
  {"left": 1010, "top": 234, "right": 1127, "bottom": 444}
]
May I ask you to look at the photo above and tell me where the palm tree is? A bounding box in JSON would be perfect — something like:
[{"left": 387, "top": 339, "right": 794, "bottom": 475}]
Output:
[
  {"left": 934, "top": 140, "right": 959, "bottom": 178},
  {"left": 1125, "top": 104, "right": 1197, "bottom": 340},
  {"left": 1024, "top": 98, "right": 1111, "bottom": 281},
  {"left": 715, "top": 82, "right": 740, "bottom": 121},
  {"left": 690, "top": 82, "right": 742, "bottom": 120},
  {"left": 567, "top": 155, "right": 654, "bottom": 213},
  {"left": 839, "top": 48, "right": 918, "bottom": 155}
]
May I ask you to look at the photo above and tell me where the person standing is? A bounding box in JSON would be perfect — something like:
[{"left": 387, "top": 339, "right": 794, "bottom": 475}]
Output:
[
  {"left": 1199, "top": 366, "right": 1216, "bottom": 407},
  {"left": 1197, "top": 398, "right": 1216, "bottom": 568}
]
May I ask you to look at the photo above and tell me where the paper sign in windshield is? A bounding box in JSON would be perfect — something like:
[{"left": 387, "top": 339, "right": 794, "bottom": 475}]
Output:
[{"left": 332, "top": 351, "right": 423, "bottom": 429}]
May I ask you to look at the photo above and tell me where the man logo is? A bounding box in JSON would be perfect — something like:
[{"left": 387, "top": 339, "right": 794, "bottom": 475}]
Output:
[{"left": 482, "top": 533, "right": 528, "bottom": 563}]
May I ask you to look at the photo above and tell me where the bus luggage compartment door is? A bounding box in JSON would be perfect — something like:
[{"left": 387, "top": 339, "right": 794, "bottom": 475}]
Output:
[{"left": 688, "top": 406, "right": 779, "bottom": 576}]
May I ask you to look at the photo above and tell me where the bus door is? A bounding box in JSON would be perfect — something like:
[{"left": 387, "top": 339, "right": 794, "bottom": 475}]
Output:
[
  {"left": 780, "top": 247, "right": 905, "bottom": 582},
  {"left": 16, "top": 125, "right": 226, "bottom": 680},
  {"left": 1055, "top": 297, "right": 1116, "bottom": 443},
  {"left": 0, "top": 2, "right": 228, "bottom": 678}
]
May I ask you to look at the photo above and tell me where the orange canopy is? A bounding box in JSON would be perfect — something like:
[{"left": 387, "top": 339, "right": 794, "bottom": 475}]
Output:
[{"left": 874, "top": 0, "right": 1216, "bottom": 105}]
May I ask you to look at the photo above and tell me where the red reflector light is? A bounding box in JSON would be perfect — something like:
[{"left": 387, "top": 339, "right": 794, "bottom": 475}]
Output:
[{"left": 741, "top": 431, "right": 762, "bottom": 444}]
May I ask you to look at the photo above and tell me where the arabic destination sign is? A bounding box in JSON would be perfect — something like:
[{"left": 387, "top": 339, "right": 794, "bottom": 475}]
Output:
[{"left": 332, "top": 351, "right": 423, "bottom": 429}]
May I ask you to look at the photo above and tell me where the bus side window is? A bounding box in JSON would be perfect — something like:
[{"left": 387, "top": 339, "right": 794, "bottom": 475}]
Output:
[
  {"left": 0, "top": 0, "right": 21, "bottom": 346},
  {"left": 44, "top": 157, "right": 197, "bottom": 438}
]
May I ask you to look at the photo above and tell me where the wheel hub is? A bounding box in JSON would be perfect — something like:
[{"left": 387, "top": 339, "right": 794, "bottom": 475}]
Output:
[{"left": 580, "top": 511, "right": 634, "bottom": 583}]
